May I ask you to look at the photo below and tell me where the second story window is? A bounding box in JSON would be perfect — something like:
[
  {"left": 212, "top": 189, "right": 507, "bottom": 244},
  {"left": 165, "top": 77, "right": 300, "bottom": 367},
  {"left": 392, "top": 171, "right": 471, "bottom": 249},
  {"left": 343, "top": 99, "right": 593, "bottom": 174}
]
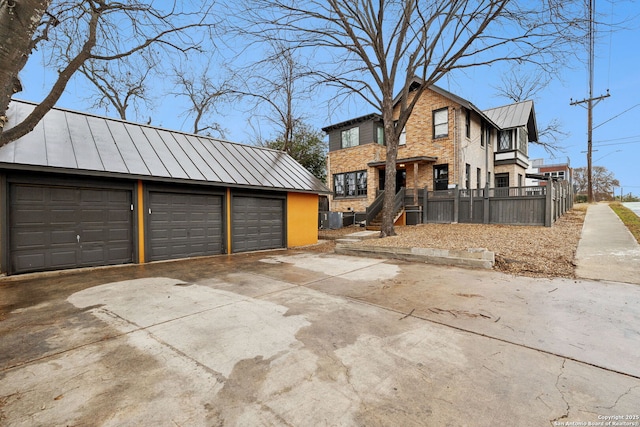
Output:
[
  {"left": 518, "top": 128, "right": 528, "bottom": 155},
  {"left": 465, "top": 109, "right": 471, "bottom": 138},
  {"left": 341, "top": 127, "right": 359, "bottom": 148},
  {"left": 377, "top": 126, "right": 386, "bottom": 145},
  {"left": 433, "top": 107, "right": 448, "bottom": 139},
  {"left": 393, "top": 121, "right": 406, "bottom": 145},
  {"left": 499, "top": 130, "right": 512, "bottom": 151}
]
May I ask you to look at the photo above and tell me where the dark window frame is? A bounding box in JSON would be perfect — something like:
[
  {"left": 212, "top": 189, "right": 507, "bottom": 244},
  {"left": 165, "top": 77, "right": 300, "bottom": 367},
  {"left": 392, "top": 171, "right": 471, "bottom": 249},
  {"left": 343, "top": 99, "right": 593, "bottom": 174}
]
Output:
[
  {"left": 495, "top": 173, "right": 510, "bottom": 188},
  {"left": 333, "top": 170, "right": 367, "bottom": 198},
  {"left": 498, "top": 129, "right": 512, "bottom": 152},
  {"left": 433, "top": 164, "right": 449, "bottom": 191},
  {"left": 465, "top": 163, "right": 471, "bottom": 189},
  {"left": 340, "top": 126, "right": 360, "bottom": 149},
  {"left": 465, "top": 109, "right": 471, "bottom": 139}
]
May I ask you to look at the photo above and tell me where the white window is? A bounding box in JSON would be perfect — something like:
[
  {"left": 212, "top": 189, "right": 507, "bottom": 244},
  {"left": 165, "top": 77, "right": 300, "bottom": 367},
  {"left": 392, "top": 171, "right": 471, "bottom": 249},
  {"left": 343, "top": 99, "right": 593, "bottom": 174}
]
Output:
[
  {"left": 399, "top": 126, "right": 406, "bottom": 145},
  {"left": 376, "top": 126, "right": 385, "bottom": 145},
  {"left": 341, "top": 127, "right": 359, "bottom": 148},
  {"left": 433, "top": 108, "right": 448, "bottom": 138}
]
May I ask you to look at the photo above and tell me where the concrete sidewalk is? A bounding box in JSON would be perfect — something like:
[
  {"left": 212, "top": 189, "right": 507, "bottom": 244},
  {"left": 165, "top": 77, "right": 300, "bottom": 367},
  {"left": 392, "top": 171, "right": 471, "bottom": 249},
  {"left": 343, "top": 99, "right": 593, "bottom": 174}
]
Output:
[{"left": 575, "top": 203, "right": 640, "bottom": 284}]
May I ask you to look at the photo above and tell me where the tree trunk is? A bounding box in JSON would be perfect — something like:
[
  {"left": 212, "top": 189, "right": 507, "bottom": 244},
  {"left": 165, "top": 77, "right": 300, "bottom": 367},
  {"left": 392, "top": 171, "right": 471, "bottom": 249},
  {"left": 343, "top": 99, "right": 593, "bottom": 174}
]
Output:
[
  {"left": 380, "top": 104, "right": 398, "bottom": 237},
  {"left": 0, "top": 4, "right": 99, "bottom": 147},
  {"left": 0, "top": 0, "right": 51, "bottom": 121}
]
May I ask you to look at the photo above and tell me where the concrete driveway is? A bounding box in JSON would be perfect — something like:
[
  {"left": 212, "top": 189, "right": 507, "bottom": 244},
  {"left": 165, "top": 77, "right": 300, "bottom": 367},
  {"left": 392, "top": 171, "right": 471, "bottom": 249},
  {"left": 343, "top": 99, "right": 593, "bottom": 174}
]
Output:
[{"left": 1, "top": 250, "right": 639, "bottom": 426}]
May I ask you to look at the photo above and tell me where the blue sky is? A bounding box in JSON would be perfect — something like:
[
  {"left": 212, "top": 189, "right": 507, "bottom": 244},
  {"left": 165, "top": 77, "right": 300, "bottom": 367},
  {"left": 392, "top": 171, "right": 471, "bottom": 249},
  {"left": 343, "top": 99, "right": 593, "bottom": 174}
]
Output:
[{"left": 15, "top": 2, "right": 640, "bottom": 197}]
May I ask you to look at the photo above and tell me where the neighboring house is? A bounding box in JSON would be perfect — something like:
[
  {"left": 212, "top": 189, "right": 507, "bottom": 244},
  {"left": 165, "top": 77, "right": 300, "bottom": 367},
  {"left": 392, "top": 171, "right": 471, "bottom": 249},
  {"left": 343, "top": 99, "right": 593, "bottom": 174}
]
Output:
[
  {"left": 0, "top": 100, "right": 329, "bottom": 275},
  {"left": 526, "top": 158, "right": 572, "bottom": 187},
  {"left": 484, "top": 100, "right": 537, "bottom": 189},
  {"left": 323, "top": 81, "right": 537, "bottom": 213}
]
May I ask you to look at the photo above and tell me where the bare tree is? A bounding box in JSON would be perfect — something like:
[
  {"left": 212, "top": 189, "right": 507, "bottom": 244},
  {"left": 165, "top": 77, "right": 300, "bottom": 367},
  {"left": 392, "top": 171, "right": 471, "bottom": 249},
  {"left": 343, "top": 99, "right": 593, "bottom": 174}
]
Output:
[
  {"left": 234, "top": 41, "right": 314, "bottom": 153},
  {"left": 493, "top": 68, "right": 568, "bottom": 154},
  {"left": 76, "top": 52, "right": 157, "bottom": 120},
  {"left": 0, "top": 0, "right": 218, "bottom": 146},
  {"left": 172, "top": 65, "right": 231, "bottom": 137},
  {"left": 236, "top": 0, "right": 588, "bottom": 236},
  {"left": 493, "top": 69, "right": 551, "bottom": 103}
]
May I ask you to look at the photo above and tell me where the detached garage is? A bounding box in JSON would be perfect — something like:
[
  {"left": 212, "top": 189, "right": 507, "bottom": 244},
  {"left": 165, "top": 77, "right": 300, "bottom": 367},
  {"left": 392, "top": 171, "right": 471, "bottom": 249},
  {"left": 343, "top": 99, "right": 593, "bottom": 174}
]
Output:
[{"left": 0, "top": 101, "right": 329, "bottom": 275}]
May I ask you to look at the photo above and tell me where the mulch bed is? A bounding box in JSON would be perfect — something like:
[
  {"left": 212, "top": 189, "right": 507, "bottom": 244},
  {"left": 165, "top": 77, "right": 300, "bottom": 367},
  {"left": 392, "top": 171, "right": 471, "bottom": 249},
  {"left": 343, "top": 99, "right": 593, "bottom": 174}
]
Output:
[{"left": 313, "top": 206, "right": 587, "bottom": 278}]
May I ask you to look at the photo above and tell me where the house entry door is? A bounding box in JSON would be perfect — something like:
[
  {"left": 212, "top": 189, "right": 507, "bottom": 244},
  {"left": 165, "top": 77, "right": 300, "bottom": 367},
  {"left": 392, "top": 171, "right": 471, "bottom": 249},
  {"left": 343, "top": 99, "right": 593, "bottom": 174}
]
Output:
[
  {"left": 434, "top": 164, "right": 449, "bottom": 190},
  {"left": 378, "top": 169, "right": 406, "bottom": 193}
]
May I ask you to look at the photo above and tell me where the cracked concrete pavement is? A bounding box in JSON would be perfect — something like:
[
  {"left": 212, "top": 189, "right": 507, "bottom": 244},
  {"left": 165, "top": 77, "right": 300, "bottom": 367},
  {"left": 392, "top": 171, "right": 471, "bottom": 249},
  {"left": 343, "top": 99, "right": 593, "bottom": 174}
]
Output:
[{"left": 1, "top": 250, "right": 639, "bottom": 426}]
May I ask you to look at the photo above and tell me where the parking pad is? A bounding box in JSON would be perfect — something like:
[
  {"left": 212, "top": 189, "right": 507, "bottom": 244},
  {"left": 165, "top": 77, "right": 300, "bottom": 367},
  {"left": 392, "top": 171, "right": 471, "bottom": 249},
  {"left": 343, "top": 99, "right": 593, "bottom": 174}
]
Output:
[{"left": 1, "top": 253, "right": 639, "bottom": 425}]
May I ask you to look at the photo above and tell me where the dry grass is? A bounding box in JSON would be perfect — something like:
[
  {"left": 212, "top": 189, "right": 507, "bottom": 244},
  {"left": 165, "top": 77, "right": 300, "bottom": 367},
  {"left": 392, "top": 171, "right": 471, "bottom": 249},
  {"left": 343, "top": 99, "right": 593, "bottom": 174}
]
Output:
[
  {"left": 316, "top": 206, "right": 587, "bottom": 278},
  {"left": 609, "top": 202, "right": 640, "bottom": 244}
]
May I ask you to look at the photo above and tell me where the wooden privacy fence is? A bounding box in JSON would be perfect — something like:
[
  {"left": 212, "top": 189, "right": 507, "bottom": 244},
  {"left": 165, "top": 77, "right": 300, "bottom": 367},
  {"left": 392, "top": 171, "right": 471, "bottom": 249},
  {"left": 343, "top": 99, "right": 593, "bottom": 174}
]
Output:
[{"left": 405, "top": 180, "right": 573, "bottom": 227}]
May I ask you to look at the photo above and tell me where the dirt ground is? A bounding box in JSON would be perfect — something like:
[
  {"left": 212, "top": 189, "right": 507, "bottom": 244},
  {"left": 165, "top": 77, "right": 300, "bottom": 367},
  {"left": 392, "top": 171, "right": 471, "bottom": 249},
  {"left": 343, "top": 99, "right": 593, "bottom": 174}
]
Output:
[{"left": 317, "top": 205, "right": 587, "bottom": 278}]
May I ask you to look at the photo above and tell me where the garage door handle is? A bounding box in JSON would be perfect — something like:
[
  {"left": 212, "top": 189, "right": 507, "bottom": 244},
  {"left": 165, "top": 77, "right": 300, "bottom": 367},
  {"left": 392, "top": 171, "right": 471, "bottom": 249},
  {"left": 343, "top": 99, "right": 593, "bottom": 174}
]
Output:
[{"left": 77, "top": 235, "right": 80, "bottom": 243}]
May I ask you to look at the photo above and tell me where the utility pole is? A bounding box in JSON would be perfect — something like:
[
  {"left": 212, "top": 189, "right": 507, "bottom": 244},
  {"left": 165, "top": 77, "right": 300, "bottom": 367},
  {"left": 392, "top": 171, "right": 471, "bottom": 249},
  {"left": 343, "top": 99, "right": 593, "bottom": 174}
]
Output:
[{"left": 570, "top": 0, "right": 609, "bottom": 203}]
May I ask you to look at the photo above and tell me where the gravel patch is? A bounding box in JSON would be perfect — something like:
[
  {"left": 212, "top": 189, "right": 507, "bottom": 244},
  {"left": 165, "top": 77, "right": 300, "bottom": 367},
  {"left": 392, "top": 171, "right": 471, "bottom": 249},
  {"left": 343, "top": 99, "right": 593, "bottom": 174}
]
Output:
[{"left": 316, "top": 206, "right": 586, "bottom": 278}]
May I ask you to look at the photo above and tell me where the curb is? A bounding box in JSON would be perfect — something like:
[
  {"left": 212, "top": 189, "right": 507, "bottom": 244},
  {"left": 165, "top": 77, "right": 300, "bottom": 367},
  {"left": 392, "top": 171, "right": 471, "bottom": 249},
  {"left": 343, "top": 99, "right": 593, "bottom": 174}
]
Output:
[{"left": 335, "top": 243, "right": 495, "bottom": 269}]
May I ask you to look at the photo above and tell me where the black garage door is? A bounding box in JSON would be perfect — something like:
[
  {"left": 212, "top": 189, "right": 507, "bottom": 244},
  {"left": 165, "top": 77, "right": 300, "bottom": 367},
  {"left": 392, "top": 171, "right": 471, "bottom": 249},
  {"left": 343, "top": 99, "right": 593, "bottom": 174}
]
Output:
[
  {"left": 232, "top": 195, "right": 284, "bottom": 253},
  {"left": 9, "top": 184, "right": 133, "bottom": 274},
  {"left": 148, "top": 191, "right": 224, "bottom": 261}
]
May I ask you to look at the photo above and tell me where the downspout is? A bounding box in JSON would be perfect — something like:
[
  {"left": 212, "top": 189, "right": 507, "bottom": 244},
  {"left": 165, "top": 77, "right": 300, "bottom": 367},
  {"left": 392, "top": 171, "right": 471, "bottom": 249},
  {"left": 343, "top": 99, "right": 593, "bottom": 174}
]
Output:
[
  {"left": 484, "top": 120, "right": 490, "bottom": 224},
  {"left": 485, "top": 121, "right": 490, "bottom": 189},
  {"left": 326, "top": 153, "right": 332, "bottom": 209},
  {"left": 454, "top": 107, "right": 459, "bottom": 188}
]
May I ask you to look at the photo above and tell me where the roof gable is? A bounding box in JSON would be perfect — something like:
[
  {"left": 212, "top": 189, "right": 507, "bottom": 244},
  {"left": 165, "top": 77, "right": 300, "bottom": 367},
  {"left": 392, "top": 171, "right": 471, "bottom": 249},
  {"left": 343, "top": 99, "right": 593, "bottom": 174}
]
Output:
[
  {"left": 1, "top": 100, "right": 329, "bottom": 194},
  {"left": 322, "top": 78, "right": 501, "bottom": 131},
  {"left": 483, "top": 100, "right": 538, "bottom": 141},
  {"left": 394, "top": 77, "right": 500, "bottom": 129},
  {"left": 321, "top": 113, "right": 382, "bottom": 133}
]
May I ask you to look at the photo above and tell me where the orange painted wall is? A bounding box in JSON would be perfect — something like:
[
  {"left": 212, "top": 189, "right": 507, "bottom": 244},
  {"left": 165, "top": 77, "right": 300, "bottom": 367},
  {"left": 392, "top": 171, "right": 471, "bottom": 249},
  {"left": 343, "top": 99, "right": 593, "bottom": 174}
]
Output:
[{"left": 287, "top": 192, "right": 319, "bottom": 247}]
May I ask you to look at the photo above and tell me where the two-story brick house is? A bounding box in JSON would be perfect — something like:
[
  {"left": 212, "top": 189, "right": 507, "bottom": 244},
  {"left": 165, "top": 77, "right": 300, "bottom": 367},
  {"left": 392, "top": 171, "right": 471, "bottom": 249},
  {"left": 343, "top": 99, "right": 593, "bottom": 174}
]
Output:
[{"left": 323, "top": 82, "right": 537, "bottom": 214}]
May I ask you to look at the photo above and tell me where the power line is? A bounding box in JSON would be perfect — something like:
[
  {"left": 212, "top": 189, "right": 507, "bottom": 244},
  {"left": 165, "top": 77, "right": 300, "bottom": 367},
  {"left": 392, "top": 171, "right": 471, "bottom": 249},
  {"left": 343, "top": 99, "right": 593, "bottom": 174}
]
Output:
[
  {"left": 593, "top": 140, "right": 640, "bottom": 147},
  {"left": 594, "top": 134, "right": 640, "bottom": 143},
  {"left": 593, "top": 103, "right": 640, "bottom": 130}
]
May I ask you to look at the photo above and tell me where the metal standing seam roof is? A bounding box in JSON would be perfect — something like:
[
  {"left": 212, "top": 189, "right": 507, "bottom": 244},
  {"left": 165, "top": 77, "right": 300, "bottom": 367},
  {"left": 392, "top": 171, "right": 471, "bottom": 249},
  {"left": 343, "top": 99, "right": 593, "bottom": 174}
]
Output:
[
  {"left": 0, "top": 100, "right": 330, "bottom": 194},
  {"left": 483, "top": 100, "right": 538, "bottom": 141}
]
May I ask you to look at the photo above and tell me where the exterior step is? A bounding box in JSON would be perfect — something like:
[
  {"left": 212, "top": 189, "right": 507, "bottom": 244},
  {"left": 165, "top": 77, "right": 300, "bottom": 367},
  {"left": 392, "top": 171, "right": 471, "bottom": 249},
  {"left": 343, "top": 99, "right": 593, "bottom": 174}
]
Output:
[{"left": 365, "top": 209, "right": 404, "bottom": 231}]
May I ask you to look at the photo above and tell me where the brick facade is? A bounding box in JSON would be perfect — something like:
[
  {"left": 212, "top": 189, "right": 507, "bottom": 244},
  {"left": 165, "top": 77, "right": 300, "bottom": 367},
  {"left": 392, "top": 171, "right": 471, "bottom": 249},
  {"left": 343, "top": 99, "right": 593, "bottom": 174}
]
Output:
[{"left": 325, "top": 85, "right": 530, "bottom": 213}]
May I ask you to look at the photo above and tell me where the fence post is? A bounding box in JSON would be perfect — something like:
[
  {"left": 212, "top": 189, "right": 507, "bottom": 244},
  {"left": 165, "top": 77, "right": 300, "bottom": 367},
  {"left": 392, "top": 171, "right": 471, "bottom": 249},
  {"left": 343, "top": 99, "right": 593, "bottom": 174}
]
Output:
[
  {"left": 545, "top": 182, "right": 553, "bottom": 227},
  {"left": 423, "top": 187, "right": 428, "bottom": 224},
  {"left": 453, "top": 185, "right": 459, "bottom": 223},
  {"left": 483, "top": 186, "right": 490, "bottom": 224}
]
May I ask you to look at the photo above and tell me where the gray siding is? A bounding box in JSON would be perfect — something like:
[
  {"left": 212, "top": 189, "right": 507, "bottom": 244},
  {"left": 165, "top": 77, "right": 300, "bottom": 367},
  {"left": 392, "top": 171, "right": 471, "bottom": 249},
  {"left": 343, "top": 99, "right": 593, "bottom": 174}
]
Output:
[{"left": 327, "top": 118, "right": 381, "bottom": 152}]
